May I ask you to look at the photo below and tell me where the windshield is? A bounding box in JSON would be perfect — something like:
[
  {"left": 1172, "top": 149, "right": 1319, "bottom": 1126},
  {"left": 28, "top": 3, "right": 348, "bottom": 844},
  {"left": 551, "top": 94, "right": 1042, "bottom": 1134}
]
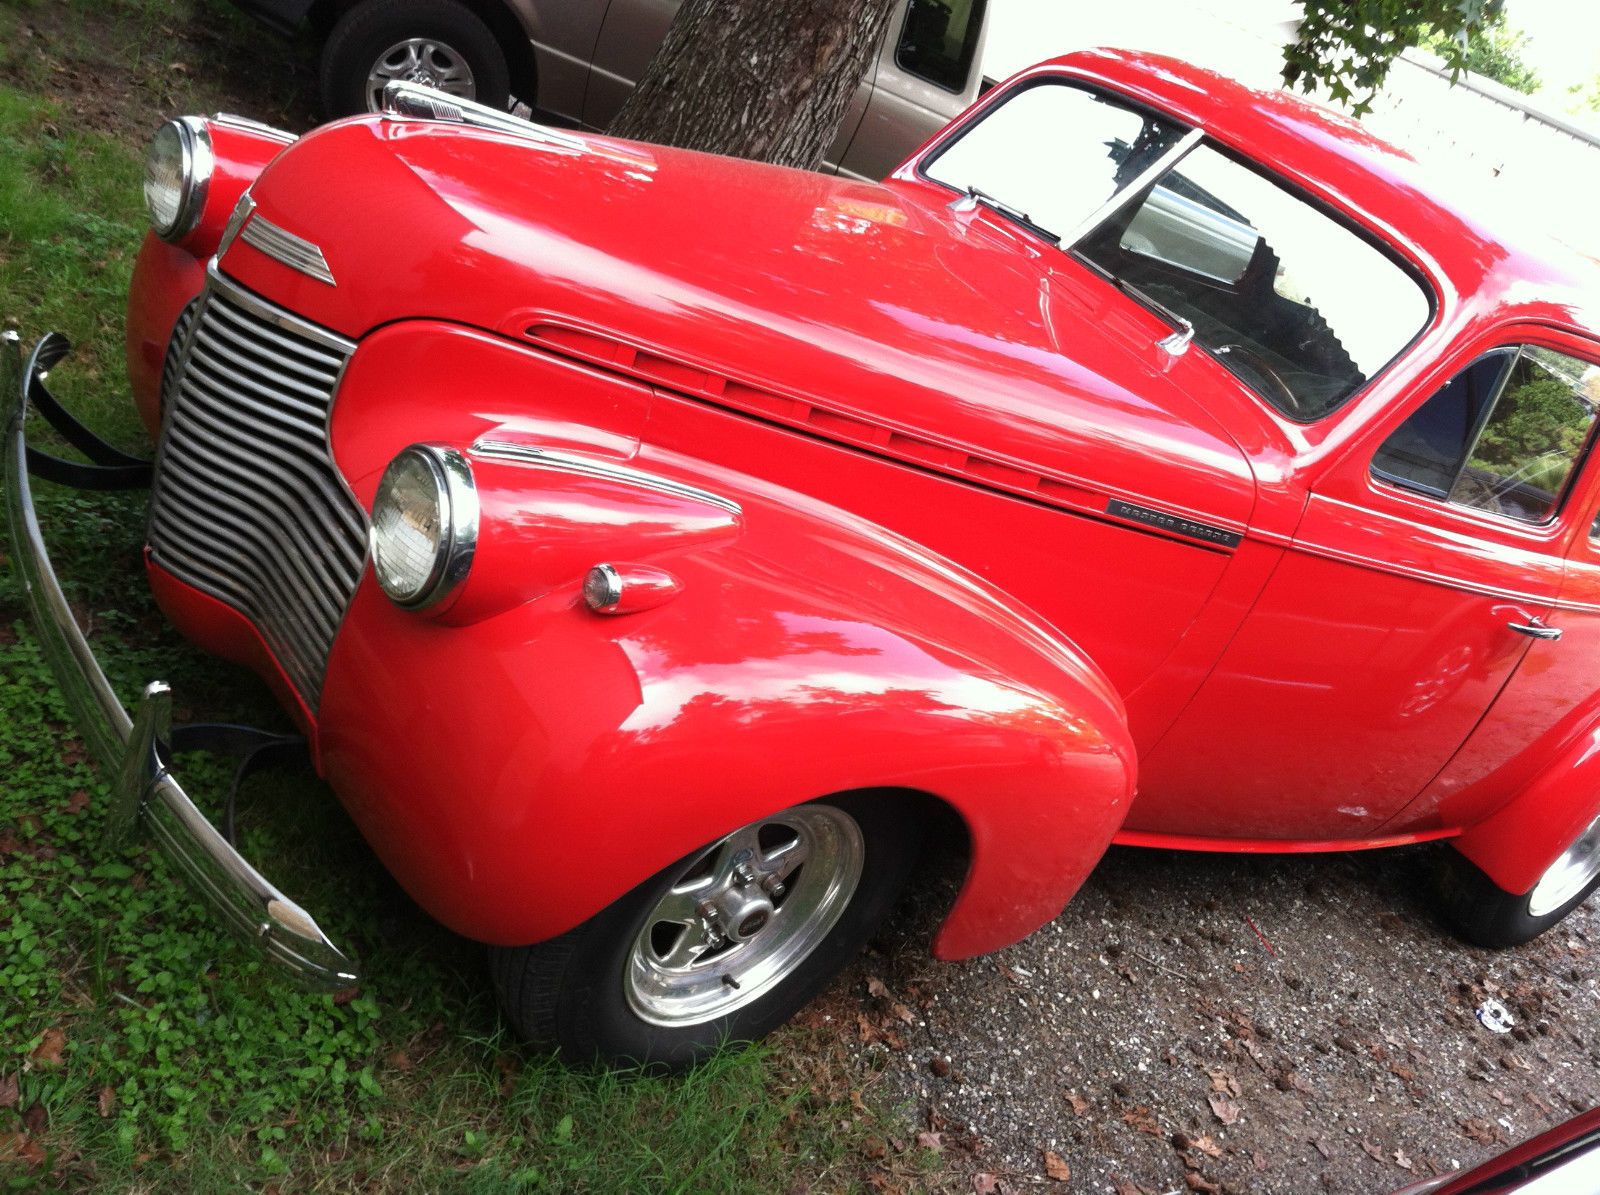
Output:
[{"left": 922, "top": 79, "right": 1433, "bottom": 420}]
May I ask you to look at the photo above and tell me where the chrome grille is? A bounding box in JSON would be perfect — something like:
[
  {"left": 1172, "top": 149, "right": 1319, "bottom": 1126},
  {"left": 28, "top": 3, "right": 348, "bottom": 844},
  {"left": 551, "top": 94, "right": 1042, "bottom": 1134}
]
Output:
[
  {"left": 158, "top": 299, "right": 198, "bottom": 415},
  {"left": 149, "top": 271, "right": 366, "bottom": 708}
]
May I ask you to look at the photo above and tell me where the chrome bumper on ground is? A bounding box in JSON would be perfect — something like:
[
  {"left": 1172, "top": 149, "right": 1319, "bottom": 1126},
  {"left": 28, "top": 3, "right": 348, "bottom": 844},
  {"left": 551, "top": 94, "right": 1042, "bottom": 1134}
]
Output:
[{"left": 1, "top": 329, "right": 358, "bottom": 988}]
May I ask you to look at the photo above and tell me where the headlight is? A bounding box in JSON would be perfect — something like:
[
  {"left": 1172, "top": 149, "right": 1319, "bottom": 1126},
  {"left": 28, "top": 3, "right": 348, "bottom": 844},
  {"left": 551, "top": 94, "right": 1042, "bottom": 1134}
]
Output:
[
  {"left": 143, "top": 117, "right": 213, "bottom": 241},
  {"left": 369, "top": 445, "right": 478, "bottom": 610}
]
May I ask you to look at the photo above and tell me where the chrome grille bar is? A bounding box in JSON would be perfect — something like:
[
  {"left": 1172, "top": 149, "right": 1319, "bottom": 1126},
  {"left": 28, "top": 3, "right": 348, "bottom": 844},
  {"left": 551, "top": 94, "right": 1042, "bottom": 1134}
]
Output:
[{"left": 149, "top": 268, "right": 366, "bottom": 709}]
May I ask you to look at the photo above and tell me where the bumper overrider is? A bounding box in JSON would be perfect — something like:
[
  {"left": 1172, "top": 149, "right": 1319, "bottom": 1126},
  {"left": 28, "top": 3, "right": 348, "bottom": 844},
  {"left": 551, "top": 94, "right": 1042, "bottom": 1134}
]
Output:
[{"left": 1, "top": 329, "right": 357, "bottom": 987}]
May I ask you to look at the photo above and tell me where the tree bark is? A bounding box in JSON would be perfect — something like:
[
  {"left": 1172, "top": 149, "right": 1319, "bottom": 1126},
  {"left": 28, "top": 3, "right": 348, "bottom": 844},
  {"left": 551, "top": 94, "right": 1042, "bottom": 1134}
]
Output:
[{"left": 607, "top": 0, "right": 898, "bottom": 171}]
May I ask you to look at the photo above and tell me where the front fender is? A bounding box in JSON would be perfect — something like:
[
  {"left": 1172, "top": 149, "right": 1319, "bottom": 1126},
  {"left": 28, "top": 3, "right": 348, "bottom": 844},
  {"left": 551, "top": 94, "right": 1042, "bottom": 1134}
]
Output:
[
  {"left": 316, "top": 446, "right": 1135, "bottom": 957},
  {"left": 1451, "top": 723, "right": 1600, "bottom": 897}
]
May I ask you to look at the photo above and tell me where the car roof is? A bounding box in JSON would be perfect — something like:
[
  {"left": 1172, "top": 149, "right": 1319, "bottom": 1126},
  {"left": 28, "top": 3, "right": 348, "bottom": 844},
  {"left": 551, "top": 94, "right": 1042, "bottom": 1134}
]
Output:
[{"left": 1031, "top": 48, "right": 1600, "bottom": 342}]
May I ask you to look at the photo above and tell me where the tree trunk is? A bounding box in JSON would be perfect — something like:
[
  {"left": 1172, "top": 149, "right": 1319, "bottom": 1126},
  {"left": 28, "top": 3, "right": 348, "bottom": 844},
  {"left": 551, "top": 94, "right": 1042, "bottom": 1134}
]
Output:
[{"left": 607, "top": 0, "right": 897, "bottom": 171}]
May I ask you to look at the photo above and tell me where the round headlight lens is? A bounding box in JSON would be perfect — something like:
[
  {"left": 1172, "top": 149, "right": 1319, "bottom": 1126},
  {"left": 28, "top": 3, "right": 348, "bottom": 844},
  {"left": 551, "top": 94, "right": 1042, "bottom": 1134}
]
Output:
[
  {"left": 143, "top": 118, "right": 213, "bottom": 241},
  {"left": 369, "top": 445, "right": 478, "bottom": 610}
]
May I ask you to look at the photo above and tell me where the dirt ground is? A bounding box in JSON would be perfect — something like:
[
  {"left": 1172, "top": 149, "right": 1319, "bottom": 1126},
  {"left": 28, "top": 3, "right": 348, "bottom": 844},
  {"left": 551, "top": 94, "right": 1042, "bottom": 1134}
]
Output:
[
  {"left": 815, "top": 841, "right": 1599, "bottom": 1193},
  {"left": 13, "top": 8, "right": 1598, "bottom": 1194}
]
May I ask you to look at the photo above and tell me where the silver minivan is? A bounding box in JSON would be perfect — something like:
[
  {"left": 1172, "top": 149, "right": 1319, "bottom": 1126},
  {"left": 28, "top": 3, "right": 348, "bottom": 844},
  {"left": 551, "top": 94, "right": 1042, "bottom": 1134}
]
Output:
[{"left": 231, "top": 0, "right": 989, "bottom": 179}]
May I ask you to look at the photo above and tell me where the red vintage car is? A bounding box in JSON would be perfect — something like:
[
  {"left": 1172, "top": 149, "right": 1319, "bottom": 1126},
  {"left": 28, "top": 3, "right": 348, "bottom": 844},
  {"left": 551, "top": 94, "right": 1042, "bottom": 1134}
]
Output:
[{"left": 6, "top": 49, "right": 1600, "bottom": 1069}]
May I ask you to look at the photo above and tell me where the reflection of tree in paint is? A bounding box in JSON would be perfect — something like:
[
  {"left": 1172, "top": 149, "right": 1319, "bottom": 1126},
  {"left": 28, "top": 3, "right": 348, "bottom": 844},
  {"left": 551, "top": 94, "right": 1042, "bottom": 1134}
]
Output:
[{"left": 1459, "top": 350, "right": 1597, "bottom": 511}]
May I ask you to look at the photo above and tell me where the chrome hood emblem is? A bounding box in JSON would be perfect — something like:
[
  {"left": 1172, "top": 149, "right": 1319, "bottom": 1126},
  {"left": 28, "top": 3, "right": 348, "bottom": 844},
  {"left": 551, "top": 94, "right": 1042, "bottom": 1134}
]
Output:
[{"left": 238, "top": 209, "right": 336, "bottom": 287}]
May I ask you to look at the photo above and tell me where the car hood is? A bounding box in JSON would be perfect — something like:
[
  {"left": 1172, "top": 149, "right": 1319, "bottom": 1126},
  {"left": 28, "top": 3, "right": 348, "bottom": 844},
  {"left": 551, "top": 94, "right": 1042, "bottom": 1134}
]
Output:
[{"left": 223, "top": 117, "right": 1256, "bottom": 531}]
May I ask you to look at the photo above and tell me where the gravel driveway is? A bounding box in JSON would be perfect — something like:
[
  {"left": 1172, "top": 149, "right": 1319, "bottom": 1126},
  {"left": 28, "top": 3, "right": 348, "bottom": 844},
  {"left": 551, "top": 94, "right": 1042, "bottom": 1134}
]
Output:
[{"left": 820, "top": 840, "right": 1598, "bottom": 1194}]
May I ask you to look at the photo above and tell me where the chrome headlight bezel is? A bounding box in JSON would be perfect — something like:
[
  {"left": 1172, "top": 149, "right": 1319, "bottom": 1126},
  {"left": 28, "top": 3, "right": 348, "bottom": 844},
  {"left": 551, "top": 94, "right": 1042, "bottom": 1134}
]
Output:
[
  {"left": 368, "top": 444, "right": 478, "bottom": 611},
  {"left": 143, "top": 116, "right": 214, "bottom": 242}
]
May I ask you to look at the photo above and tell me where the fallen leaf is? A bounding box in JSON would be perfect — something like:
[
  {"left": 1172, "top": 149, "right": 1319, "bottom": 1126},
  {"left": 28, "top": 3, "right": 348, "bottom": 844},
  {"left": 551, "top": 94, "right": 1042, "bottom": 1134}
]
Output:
[
  {"left": 1253, "top": 1150, "right": 1269, "bottom": 1172},
  {"left": 891, "top": 1002, "right": 915, "bottom": 1024},
  {"left": 63, "top": 790, "right": 90, "bottom": 815},
  {"left": 1395, "top": 1149, "right": 1416, "bottom": 1172},
  {"left": 1207, "top": 1068, "right": 1241, "bottom": 1097},
  {"left": 0, "top": 1074, "right": 17, "bottom": 1109},
  {"left": 0, "top": 1132, "right": 47, "bottom": 1169},
  {"left": 1311, "top": 1137, "right": 1333, "bottom": 1159},
  {"left": 1066, "top": 1092, "right": 1090, "bottom": 1115},
  {"left": 1121, "top": 1105, "right": 1162, "bottom": 1136},
  {"left": 30, "top": 1028, "right": 65, "bottom": 1067},
  {"left": 22, "top": 1104, "right": 46, "bottom": 1135},
  {"left": 1113, "top": 1182, "right": 1148, "bottom": 1195},
  {"left": 386, "top": 1051, "right": 413, "bottom": 1073},
  {"left": 973, "top": 1174, "right": 999, "bottom": 1194},
  {"left": 1043, "top": 1150, "right": 1070, "bottom": 1181},
  {"left": 330, "top": 987, "right": 360, "bottom": 1006},
  {"left": 915, "top": 1131, "right": 943, "bottom": 1152},
  {"left": 1361, "top": 1139, "right": 1386, "bottom": 1162},
  {"left": 98, "top": 1086, "right": 116, "bottom": 1117},
  {"left": 1184, "top": 1173, "right": 1220, "bottom": 1193},
  {"left": 1206, "top": 1093, "right": 1240, "bottom": 1125},
  {"left": 867, "top": 977, "right": 890, "bottom": 1000},
  {"left": 1460, "top": 1118, "right": 1504, "bottom": 1146},
  {"left": 1191, "top": 1135, "right": 1223, "bottom": 1158}
]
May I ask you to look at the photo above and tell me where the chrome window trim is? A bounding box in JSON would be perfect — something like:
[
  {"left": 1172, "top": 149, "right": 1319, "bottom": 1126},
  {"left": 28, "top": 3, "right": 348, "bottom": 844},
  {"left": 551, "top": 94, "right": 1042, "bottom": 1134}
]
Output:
[
  {"left": 240, "top": 213, "right": 337, "bottom": 287},
  {"left": 1061, "top": 126, "right": 1205, "bottom": 249},
  {"left": 471, "top": 439, "right": 743, "bottom": 516}
]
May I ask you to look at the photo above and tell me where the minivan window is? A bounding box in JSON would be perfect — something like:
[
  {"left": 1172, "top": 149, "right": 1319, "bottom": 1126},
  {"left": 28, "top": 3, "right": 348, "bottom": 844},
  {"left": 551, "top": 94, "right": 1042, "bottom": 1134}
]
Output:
[{"left": 896, "top": 0, "right": 987, "bottom": 92}]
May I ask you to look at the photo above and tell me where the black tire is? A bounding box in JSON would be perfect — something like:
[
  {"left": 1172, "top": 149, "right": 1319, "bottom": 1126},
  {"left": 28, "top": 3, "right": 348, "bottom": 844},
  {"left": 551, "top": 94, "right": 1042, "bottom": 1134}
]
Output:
[
  {"left": 489, "top": 793, "right": 921, "bottom": 1070},
  {"left": 1437, "top": 823, "right": 1600, "bottom": 949},
  {"left": 319, "top": 0, "right": 511, "bottom": 118}
]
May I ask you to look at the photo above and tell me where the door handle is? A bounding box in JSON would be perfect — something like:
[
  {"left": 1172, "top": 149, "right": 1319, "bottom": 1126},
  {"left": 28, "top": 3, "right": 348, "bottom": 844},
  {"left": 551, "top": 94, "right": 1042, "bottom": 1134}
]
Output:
[{"left": 1507, "top": 617, "right": 1562, "bottom": 641}]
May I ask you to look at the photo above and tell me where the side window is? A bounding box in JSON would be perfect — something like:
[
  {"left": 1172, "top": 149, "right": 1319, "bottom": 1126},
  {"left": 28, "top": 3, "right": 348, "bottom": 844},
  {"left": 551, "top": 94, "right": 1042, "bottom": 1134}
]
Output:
[
  {"left": 1373, "top": 345, "right": 1600, "bottom": 524},
  {"left": 895, "top": 0, "right": 986, "bottom": 92},
  {"left": 1372, "top": 351, "right": 1514, "bottom": 495}
]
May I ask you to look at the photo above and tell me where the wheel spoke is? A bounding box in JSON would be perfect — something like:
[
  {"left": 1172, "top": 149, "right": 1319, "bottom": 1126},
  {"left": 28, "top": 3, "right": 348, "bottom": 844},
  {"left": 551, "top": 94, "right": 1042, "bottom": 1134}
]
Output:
[
  {"left": 623, "top": 804, "right": 868, "bottom": 1028},
  {"left": 653, "top": 919, "right": 721, "bottom": 971},
  {"left": 650, "top": 878, "right": 713, "bottom": 927},
  {"left": 762, "top": 833, "right": 809, "bottom": 882},
  {"left": 709, "top": 826, "right": 762, "bottom": 887}
]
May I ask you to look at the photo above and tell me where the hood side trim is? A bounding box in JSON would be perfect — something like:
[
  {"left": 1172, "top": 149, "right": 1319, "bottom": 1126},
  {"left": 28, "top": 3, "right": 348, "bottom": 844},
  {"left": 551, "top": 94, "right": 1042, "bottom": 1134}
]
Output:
[{"left": 518, "top": 320, "right": 1245, "bottom": 552}]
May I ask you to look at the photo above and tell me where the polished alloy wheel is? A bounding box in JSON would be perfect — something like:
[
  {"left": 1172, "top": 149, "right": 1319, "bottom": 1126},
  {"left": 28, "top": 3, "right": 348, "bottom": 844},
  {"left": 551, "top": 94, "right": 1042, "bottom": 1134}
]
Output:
[
  {"left": 1527, "top": 812, "right": 1600, "bottom": 917},
  {"left": 624, "top": 805, "right": 865, "bottom": 1026},
  {"left": 364, "top": 38, "right": 476, "bottom": 111}
]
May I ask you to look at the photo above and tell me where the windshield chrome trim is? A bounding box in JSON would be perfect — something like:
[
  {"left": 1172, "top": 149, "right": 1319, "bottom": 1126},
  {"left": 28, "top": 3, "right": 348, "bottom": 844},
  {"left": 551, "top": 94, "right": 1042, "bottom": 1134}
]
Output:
[{"left": 1061, "top": 126, "right": 1205, "bottom": 249}]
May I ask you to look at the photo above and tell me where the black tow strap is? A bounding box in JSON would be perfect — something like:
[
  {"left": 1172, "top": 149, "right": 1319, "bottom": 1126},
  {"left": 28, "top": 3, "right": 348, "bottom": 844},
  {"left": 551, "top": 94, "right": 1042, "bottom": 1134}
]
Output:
[
  {"left": 23, "top": 332, "right": 153, "bottom": 490},
  {"left": 168, "top": 723, "right": 309, "bottom": 848}
]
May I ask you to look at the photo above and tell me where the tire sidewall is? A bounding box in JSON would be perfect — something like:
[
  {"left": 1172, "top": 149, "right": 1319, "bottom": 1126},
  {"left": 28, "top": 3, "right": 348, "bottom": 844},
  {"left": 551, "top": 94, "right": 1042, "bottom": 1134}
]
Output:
[
  {"left": 553, "top": 793, "right": 919, "bottom": 1069},
  {"left": 1439, "top": 845, "right": 1600, "bottom": 949},
  {"left": 321, "top": 0, "right": 512, "bottom": 118}
]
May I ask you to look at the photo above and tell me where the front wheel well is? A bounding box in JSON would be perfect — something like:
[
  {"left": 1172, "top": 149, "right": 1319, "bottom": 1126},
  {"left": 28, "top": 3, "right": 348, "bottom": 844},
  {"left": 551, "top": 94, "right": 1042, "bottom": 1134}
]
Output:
[{"left": 838, "top": 786, "right": 970, "bottom": 950}]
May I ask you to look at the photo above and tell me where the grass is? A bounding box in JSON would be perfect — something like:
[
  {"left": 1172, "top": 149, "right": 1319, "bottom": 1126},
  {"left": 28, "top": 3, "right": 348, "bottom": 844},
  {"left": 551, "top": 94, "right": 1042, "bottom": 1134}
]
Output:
[{"left": 0, "top": 6, "right": 937, "bottom": 1191}]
